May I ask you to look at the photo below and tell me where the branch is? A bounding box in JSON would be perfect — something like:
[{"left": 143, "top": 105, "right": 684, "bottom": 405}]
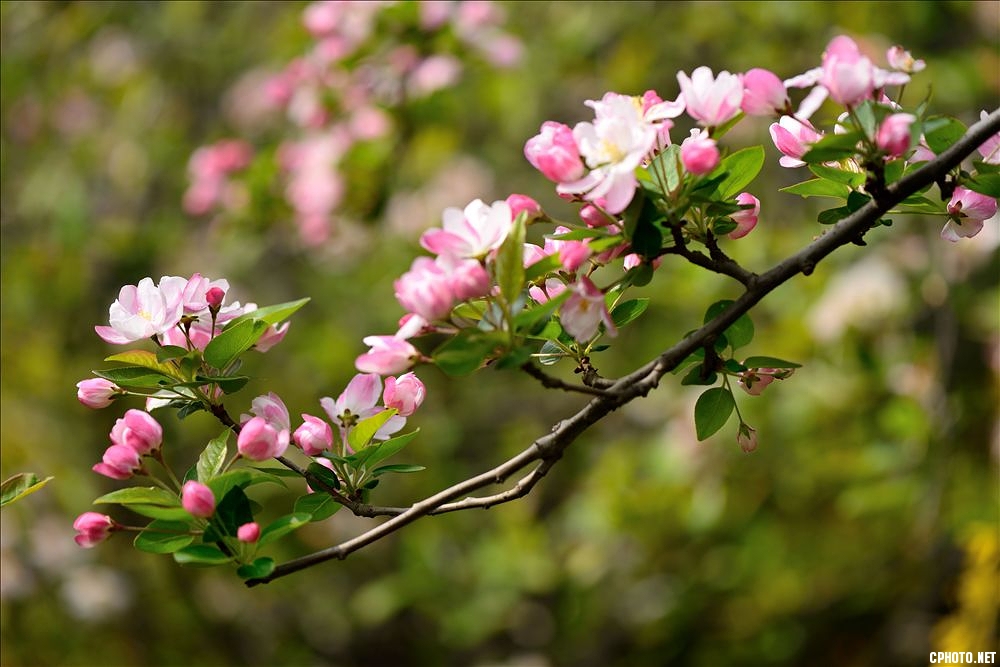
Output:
[{"left": 245, "top": 109, "right": 1000, "bottom": 587}]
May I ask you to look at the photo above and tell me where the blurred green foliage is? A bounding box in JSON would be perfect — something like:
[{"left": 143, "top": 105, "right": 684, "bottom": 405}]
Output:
[{"left": 1, "top": 2, "right": 997, "bottom": 666}]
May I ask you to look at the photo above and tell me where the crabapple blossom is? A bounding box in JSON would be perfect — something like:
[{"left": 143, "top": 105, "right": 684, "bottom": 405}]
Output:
[
  {"left": 253, "top": 322, "right": 291, "bottom": 353},
  {"left": 109, "top": 409, "right": 163, "bottom": 456},
  {"left": 941, "top": 187, "right": 998, "bottom": 241},
  {"left": 92, "top": 444, "right": 143, "bottom": 480},
  {"left": 73, "top": 512, "right": 116, "bottom": 548},
  {"left": 238, "top": 417, "right": 290, "bottom": 460},
  {"left": 529, "top": 277, "right": 568, "bottom": 306},
  {"left": 875, "top": 113, "right": 916, "bottom": 157},
  {"left": 420, "top": 199, "right": 513, "bottom": 259},
  {"left": 505, "top": 193, "right": 542, "bottom": 221},
  {"left": 182, "top": 481, "right": 216, "bottom": 518},
  {"left": 76, "top": 378, "right": 119, "bottom": 409},
  {"left": 383, "top": 373, "right": 426, "bottom": 417},
  {"left": 738, "top": 370, "right": 776, "bottom": 396},
  {"left": 729, "top": 193, "right": 760, "bottom": 240},
  {"left": 820, "top": 35, "right": 875, "bottom": 106},
  {"left": 545, "top": 226, "right": 592, "bottom": 272},
  {"left": 680, "top": 129, "right": 720, "bottom": 175},
  {"left": 356, "top": 335, "right": 419, "bottom": 375},
  {"left": 560, "top": 276, "right": 617, "bottom": 343},
  {"left": 740, "top": 68, "right": 789, "bottom": 117},
  {"left": 181, "top": 273, "right": 230, "bottom": 312},
  {"left": 769, "top": 116, "right": 823, "bottom": 168},
  {"left": 320, "top": 373, "right": 405, "bottom": 444},
  {"left": 977, "top": 110, "right": 1000, "bottom": 164},
  {"left": 237, "top": 522, "right": 261, "bottom": 543},
  {"left": 293, "top": 414, "right": 334, "bottom": 456},
  {"left": 676, "top": 66, "right": 743, "bottom": 127},
  {"left": 523, "top": 121, "right": 586, "bottom": 183},
  {"left": 737, "top": 424, "right": 758, "bottom": 453},
  {"left": 95, "top": 276, "right": 187, "bottom": 344},
  {"left": 395, "top": 256, "right": 459, "bottom": 321},
  {"left": 886, "top": 46, "right": 925, "bottom": 73},
  {"left": 579, "top": 202, "right": 613, "bottom": 228}
]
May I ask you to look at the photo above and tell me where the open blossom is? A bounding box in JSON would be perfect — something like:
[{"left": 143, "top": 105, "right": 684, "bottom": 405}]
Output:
[
  {"left": 680, "top": 129, "right": 720, "bottom": 175},
  {"left": 769, "top": 115, "right": 823, "bottom": 168},
  {"left": 677, "top": 66, "right": 743, "bottom": 127},
  {"left": 182, "top": 481, "right": 216, "bottom": 518},
  {"left": 383, "top": 372, "right": 426, "bottom": 417},
  {"left": 421, "top": 199, "right": 513, "bottom": 258},
  {"left": 941, "top": 187, "right": 998, "bottom": 242},
  {"left": 356, "top": 335, "right": 419, "bottom": 375},
  {"left": 876, "top": 113, "right": 916, "bottom": 157},
  {"left": 560, "top": 276, "right": 617, "bottom": 343},
  {"left": 293, "top": 414, "right": 333, "bottom": 456},
  {"left": 524, "top": 121, "right": 586, "bottom": 183},
  {"left": 886, "top": 46, "right": 925, "bottom": 73},
  {"left": 253, "top": 322, "right": 290, "bottom": 353},
  {"left": 740, "top": 68, "right": 789, "bottom": 117},
  {"left": 320, "top": 373, "right": 405, "bottom": 443},
  {"left": 73, "top": 512, "right": 116, "bottom": 548},
  {"left": 738, "top": 367, "right": 794, "bottom": 395},
  {"left": 180, "top": 273, "right": 230, "bottom": 313},
  {"left": 76, "top": 378, "right": 119, "bottom": 409},
  {"left": 395, "top": 254, "right": 489, "bottom": 322},
  {"left": 95, "top": 276, "right": 187, "bottom": 344},
  {"left": 92, "top": 444, "right": 143, "bottom": 480},
  {"left": 729, "top": 193, "right": 760, "bottom": 239},
  {"left": 110, "top": 409, "right": 162, "bottom": 455}
]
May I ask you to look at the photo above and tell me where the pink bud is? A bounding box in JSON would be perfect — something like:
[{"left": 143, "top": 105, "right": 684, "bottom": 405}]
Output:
[
  {"left": 680, "top": 130, "right": 720, "bottom": 175},
  {"left": 506, "top": 194, "right": 542, "bottom": 221},
  {"left": 92, "top": 444, "right": 142, "bottom": 480},
  {"left": 237, "top": 522, "right": 260, "bottom": 543},
  {"left": 740, "top": 68, "right": 789, "bottom": 117},
  {"left": 383, "top": 372, "right": 426, "bottom": 417},
  {"left": 729, "top": 193, "right": 760, "bottom": 239},
  {"left": 738, "top": 369, "right": 776, "bottom": 396},
  {"left": 737, "top": 424, "right": 758, "bottom": 453},
  {"left": 580, "top": 203, "right": 613, "bottom": 228},
  {"left": 294, "top": 414, "right": 334, "bottom": 456},
  {"left": 524, "top": 121, "right": 586, "bottom": 183},
  {"left": 73, "top": 512, "right": 116, "bottom": 548},
  {"left": 110, "top": 409, "right": 163, "bottom": 455},
  {"left": 356, "top": 336, "right": 418, "bottom": 376},
  {"left": 237, "top": 416, "right": 290, "bottom": 461},
  {"left": 205, "top": 286, "right": 226, "bottom": 308},
  {"left": 769, "top": 116, "right": 823, "bottom": 168},
  {"left": 76, "top": 378, "right": 119, "bottom": 409},
  {"left": 876, "top": 113, "right": 916, "bottom": 157},
  {"left": 182, "top": 481, "right": 216, "bottom": 518}
]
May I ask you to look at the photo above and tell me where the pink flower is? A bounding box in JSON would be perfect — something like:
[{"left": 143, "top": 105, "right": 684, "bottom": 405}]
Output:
[
  {"left": 92, "top": 444, "right": 143, "bottom": 480},
  {"left": 76, "top": 378, "right": 119, "bottom": 409},
  {"left": 560, "top": 276, "right": 617, "bottom": 343},
  {"left": 886, "top": 46, "right": 925, "bottom": 73},
  {"left": 73, "top": 512, "right": 116, "bottom": 548},
  {"left": 876, "top": 113, "right": 916, "bottom": 157},
  {"left": 109, "top": 409, "right": 163, "bottom": 455},
  {"left": 383, "top": 372, "right": 426, "bottom": 417},
  {"left": 395, "top": 256, "right": 457, "bottom": 321},
  {"left": 769, "top": 115, "right": 823, "bottom": 168},
  {"left": 294, "top": 414, "right": 334, "bottom": 456},
  {"left": 420, "top": 199, "right": 513, "bottom": 259},
  {"left": 181, "top": 273, "right": 230, "bottom": 313},
  {"left": 356, "top": 335, "right": 419, "bottom": 375},
  {"left": 737, "top": 424, "right": 758, "bottom": 453},
  {"left": 439, "top": 253, "right": 490, "bottom": 301},
  {"left": 237, "top": 522, "right": 260, "bottom": 543},
  {"left": 320, "top": 373, "right": 405, "bottom": 443},
  {"left": 524, "top": 121, "right": 586, "bottom": 183},
  {"left": 237, "top": 416, "right": 290, "bottom": 461},
  {"left": 820, "top": 35, "right": 875, "bottom": 106},
  {"left": 740, "top": 68, "right": 789, "bottom": 117},
  {"left": 580, "top": 203, "right": 613, "bottom": 227},
  {"left": 941, "top": 187, "right": 998, "bottom": 241},
  {"left": 545, "top": 226, "right": 592, "bottom": 273},
  {"left": 977, "top": 110, "right": 1000, "bottom": 165},
  {"left": 182, "top": 481, "right": 216, "bottom": 518},
  {"left": 253, "top": 322, "right": 290, "bottom": 353},
  {"left": 407, "top": 55, "right": 462, "bottom": 97},
  {"left": 506, "top": 193, "right": 542, "bottom": 221},
  {"left": 95, "top": 276, "right": 187, "bottom": 344},
  {"left": 729, "top": 193, "right": 760, "bottom": 239},
  {"left": 677, "top": 66, "right": 743, "bottom": 127},
  {"left": 529, "top": 277, "right": 568, "bottom": 305},
  {"left": 738, "top": 367, "right": 794, "bottom": 395},
  {"left": 680, "top": 129, "right": 720, "bottom": 175}
]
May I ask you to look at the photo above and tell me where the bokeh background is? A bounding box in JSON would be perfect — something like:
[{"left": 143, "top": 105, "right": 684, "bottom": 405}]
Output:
[{"left": 2, "top": 2, "right": 998, "bottom": 666}]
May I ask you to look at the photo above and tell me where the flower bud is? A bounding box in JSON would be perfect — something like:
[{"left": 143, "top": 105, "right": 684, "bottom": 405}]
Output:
[
  {"left": 92, "top": 444, "right": 143, "bottom": 480},
  {"left": 355, "top": 336, "right": 418, "bottom": 376},
  {"left": 237, "top": 416, "right": 290, "bottom": 461},
  {"left": 73, "top": 512, "right": 116, "bottom": 548},
  {"left": 506, "top": 194, "right": 542, "bottom": 222},
  {"left": 182, "top": 481, "right": 216, "bottom": 518},
  {"left": 383, "top": 373, "right": 426, "bottom": 417},
  {"left": 76, "top": 378, "right": 119, "bottom": 409},
  {"left": 875, "top": 113, "right": 915, "bottom": 157},
  {"left": 737, "top": 424, "right": 758, "bottom": 453},
  {"left": 294, "top": 414, "right": 334, "bottom": 456},
  {"left": 205, "top": 286, "right": 226, "bottom": 309},
  {"left": 729, "top": 193, "right": 760, "bottom": 239},
  {"left": 110, "top": 409, "right": 163, "bottom": 455},
  {"left": 237, "top": 522, "right": 260, "bottom": 543},
  {"left": 740, "top": 68, "right": 789, "bottom": 117},
  {"left": 680, "top": 130, "right": 720, "bottom": 175},
  {"left": 524, "top": 121, "right": 586, "bottom": 183}
]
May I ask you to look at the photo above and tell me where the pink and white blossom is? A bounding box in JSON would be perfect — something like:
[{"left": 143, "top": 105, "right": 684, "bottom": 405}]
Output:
[
  {"left": 729, "top": 193, "right": 760, "bottom": 239},
  {"left": 319, "top": 373, "right": 405, "bottom": 442},
  {"left": 740, "top": 68, "right": 789, "bottom": 117},
  {"left": 680, "top": 129, "right": 720, "bottom": 175},
  {"left": 560, "top": 276, "right": 617, "bottom": 343},
  {"left": 293, "top": 414, "right": 334, "bottom": 456},
  {"left": 181, "top": 273, "right": 230, "bottom": 313},
  {"left": 677, "top": 66, "right": 743, "bottom": 127},
  {"left": 383, "top": 372, "right": 426, "bottom": 417},
  {"left": 76, "top": 378, "right": 119, "bottom": 409},
  {"left": 737, "top": 424, "right": 758, "bottom": 453},
  {"left": 769, "top": 115, "right": 823, "bottom": 168},
  {"left": 977, "top": 110, "right": 1000, "bottom": 165},
  {"left": 420, "top": 199, "right": 513, "bottom": 258},
  {"left": 886, "top": 46, "right": 925, "bottom": 73},
  {"left": 92, "top": 444, "right": 143, "bottom": 480},
  {"left": 524, "top": 121, "right": 586, "bottom": 183},
  {"left": 237, "top": 416, "right": 290, "bottom": 461},
  {"left": 506, "top": 193, "right": 542, "bottom": 221},
  {"left": 875, "top": 113, "right": 916, "bottom": 157},
  {"left": 181, "top": 481, "right": 216, "bottom": 518},
  {"left": 95, "top": 276, "right": 187, "bottom": 344},
  {"left": 356, "top": 334, "right": 418, "bottom": 377},
  {"left": 545, "top": 226, "right": 592, "bottom": 273},
  {"left": 109, "top": 409, "right": 162, "bottom": 456},
  {"left": 941, "top": 187, "right": 998, "bottom": 242},
  {"left": 73, "top": 512, "right": 116, "bottom": 548}
]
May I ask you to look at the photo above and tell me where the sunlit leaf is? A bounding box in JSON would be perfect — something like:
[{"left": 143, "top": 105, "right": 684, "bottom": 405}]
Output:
[{"left": 694, "top": 387, "right": 735, "bottom": 440}]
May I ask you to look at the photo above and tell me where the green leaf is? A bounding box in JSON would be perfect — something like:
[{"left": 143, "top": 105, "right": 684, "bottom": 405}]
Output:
[
  {"left": 104, "top": 350, "right": 182, "bottom": 379},
  {"left": 624, "top": 263, "right": 655, "bottom": 287},
  {"left": 197, "top": 431, "right": 230, "bottom": 483},
  {"left": 92, "top": 366, "right": 176, "bottom": 389},
  {"left": 965, "top": 172, "right": 1000, "bottom": 198},
  {"left": 524, "top": 254, "right": 562, "bottom": 283},
  {"left": 742, "top": 356, "right": 802, "bottom": 369},
  {"left": 817, "top": 205, "right": 851, "bottom": 225},
  {"left": 155, "top": 345, "right": 190, "bottom": 363},
  {"left": 173, "top": 544, "right": 233, "bottom": 567},
  {"left": 204, "top": 319, "right": 269, "bottom": 370},
  {"left": 94, "top": 486, "right": 180, "bottom": 507},
  {"left": 193, "top": 374, "right": 250, "bottom": 394},
  {"left": 348, "top": 429, "right": 419, "bottom": 470},
  {"left": 305, "top": 462, "right": 341, "bottom": 491},
  {"left": 808, "top": 164, "right": 865, "bottom": 187},
  {"left": 1, "top": 473, "right": 53, "bottom": 507},
  {"left": 923, "top": 116, "right": 967, "bottom": 155},
  {"left": 703, "top": 300, "right": 754, "bottom": 349},
  {"left": 610, "top": 298, "right": 650, "bottom": 328},
  {"left": 230, "top": 297, "right": 310, "bottom": 327},
  {"left": 258, "top": 513, "right": 312, "bottom": 546},
  {"left": 237, "top": 557, "right": 276, "bottom": 580},
  {"left": 648, "top": 144, "right": 682, "bottom": 195},
  {"left": 713, "top": 146, "right": 766, "bottom": 199},
  {"left": 681, "top": 365, "right": 717, "bottom": 386},
  {"left": 694, "top": 387, "right": 735, "bottom": 441},
  {"left": 780, "top": 179, "right": 851, "bottom": 199},
  {"left": 537, "top": 340, "right": 564, "bottom": 366},
  {"left": 801, "top": 130, "right": 864, "bottom": 163},
  {"left": 496, "top": 213, "right": 526, "bottom": 306},
  {"left": 293, "top": 493, "right": 343, "bottom": 522},
  {"left": 347, "top": 409, "right": 398, "bottom": 452},
  {"left": 208, "top": 486, "right": 255, "bottom": 540},
  {"left": 515, "top": 290, "right": 570, "bottom": 334},
  {"left": 372, "top": 464, "right": 426, "bottom": 477},
  {"left": 432, "top": 330, "right": 504, "bottom": 376},
  {"left": 124, "top": 504, "right": 192, "bottom": 521},
  {"left": 133, "top": 520, "right": 195, "bottom": 554}
]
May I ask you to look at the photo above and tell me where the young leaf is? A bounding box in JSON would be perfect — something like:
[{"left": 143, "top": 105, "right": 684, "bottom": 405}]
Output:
[
  {"left": 681, "top": 365, "right": 717, "bottom": 386},
  {"left": 610, "top": 298, "right": 650, "bottom": 328},
  {"left": 197, "top": 431, "right": 230, "bottom": 483},
  {"left": 124, "top": 504, "right": 192, "bottom": 521},
  {"left": 800, "top": 130, "right": 864, "bottom": 163},
  {"left": 173, "top": 544, "right": 234, "bottom": 567},
  {"left": 703, "top": 300, "right": 754, "bottom": 349},
  {"left": 133, "top": 520, "right": 195, "bottom": 554},
  {"left": 923, "top": 116, "right": 967, "bottom": 155},
  {"left": 780, "top": 179, "right": 851, "bottom": 199},
  {"left": 155, "top": 345, "right": 190, "bottom": 363},
  {"left": 349, "top": 429, "right": 419, "bottom": 469},
  {"left": 694, "top": 387, "right": 735, "bottom": 440},
  {"left": 714, "top": 145, "right": 766, "bottom": 199},
  {"left": 742, "top": 356, "right": 802, "bottom": 369},
  {"left": 347, "top": 409, "right": 398, "bottom": 452},
  {"left": 808, "top": 164, "right": 865, "bottom": 187},
  {"left": 94, "top": 486, "right": 181, "bottom": 507},
  {"left": 92, "top": 366, "right": 176, "bottom": 389},
  {"left": 229, "top": 297, "right": 310, "bottom": 327},
  {"left": 293, "top": 493, "right": 343, "bottom": 522},
  {"left": 817, "top": 205, "right": 851, "bottom": 225},
  {"left": 0, "top": 473, "right": 53, "bottom": 507},
  {"left": 371, "top": 464, "right": 426, "bottom": 477},
  {"left": 237, "top": 557, "right": 276, "bottom": 580},
  {"left": 104, "top": 350, "right": 182, "bottom": 380},
  {"left": 203, "top": 319, "right": 269, "bottom": 370},
  {"left": 495, "top": 213, "right": 526, "bottom": 306},
  {"left": 258, "top": 513, "right": 312, "bottom": 546},
  {"left": 305, "top": 461, "right": 341, "bottom": 491}
]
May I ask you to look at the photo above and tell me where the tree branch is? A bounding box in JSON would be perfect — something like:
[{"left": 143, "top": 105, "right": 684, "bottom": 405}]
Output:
[{"left": 245, "top": 108, "right": 1000, "bottom": 587}]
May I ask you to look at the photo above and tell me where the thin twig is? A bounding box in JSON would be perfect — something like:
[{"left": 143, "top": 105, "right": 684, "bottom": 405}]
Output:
[{"left": 520, "top": 362, "right": 612, "bottom": 396}]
